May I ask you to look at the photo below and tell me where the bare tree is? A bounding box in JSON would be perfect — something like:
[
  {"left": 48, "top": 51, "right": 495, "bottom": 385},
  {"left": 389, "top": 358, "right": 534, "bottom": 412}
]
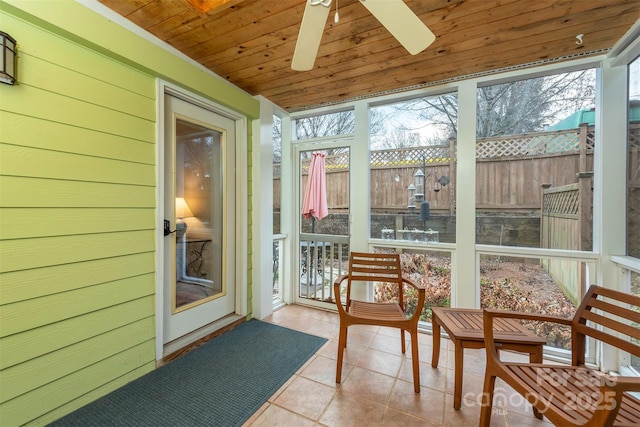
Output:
[
  {"left": 292, "top": 109, "right": 386, "bottom": 157},
  {"left": 370, "top": 95, "right": 456, "bottom": 149},
  {"left": 397, "top": 70, "right": 595, "bottom": 138},
  {"left": 295, "top": 110, "right": 355, "bottom": 140},
  {"left": 379, "top": 127, "right": 422, "bottom": 149}
]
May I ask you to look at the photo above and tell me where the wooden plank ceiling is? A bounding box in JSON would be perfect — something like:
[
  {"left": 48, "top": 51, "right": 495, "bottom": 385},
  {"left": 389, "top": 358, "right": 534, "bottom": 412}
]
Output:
[{"left": 98, "top": 0, "right": 639, "bottom": 111}]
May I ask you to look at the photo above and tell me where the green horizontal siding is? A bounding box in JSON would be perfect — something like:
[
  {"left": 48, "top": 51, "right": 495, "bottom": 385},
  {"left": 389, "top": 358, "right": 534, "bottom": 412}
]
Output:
[
  {"left": 0, "top": 5, "right": 158, "bottom": 426},
  {"left": 0, "top": 176, "right": 156, "bottom": 207},
  {"left": 0, "top": 0, "right": 260, "bottom": 423},
  {"left": 1, "top": 111, "right": 155, "bottom": 164},
  {"left": 32, "top": 361, "right": 155, "bottom": 427},
  {"left": 1, "top": 144, "right": 156, "bottom": 185},
  {"left": 1, "top": 316, "right": 155, "bottom": 402},
  {"left": 1, "top": 230, "right": 155, "bottom": 273},
  {"left": 1, "top": 252, "right": 155, "bottom": 305},
  {"left": 4, "top": 84, "right": 154, "bottom": 142},
  {"left": 19, "top": 53, "right": 155, "bottom": 121},
  {"left": 0, "top": 208, "right": 155, "bottom": 240},
  {"left": 0, "top": 297, "right": 154, "bottom": 369},
  {"left": 1, "top": 273, "right": 155, "bottom": 336},
  {"left": 2, "top": 340, "right": 156, "bottom": 426}
]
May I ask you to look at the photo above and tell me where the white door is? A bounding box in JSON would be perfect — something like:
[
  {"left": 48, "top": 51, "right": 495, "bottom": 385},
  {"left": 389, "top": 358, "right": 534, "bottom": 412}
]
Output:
[{"left": 163, "top": 94, "right": 236, "bottom": 344}]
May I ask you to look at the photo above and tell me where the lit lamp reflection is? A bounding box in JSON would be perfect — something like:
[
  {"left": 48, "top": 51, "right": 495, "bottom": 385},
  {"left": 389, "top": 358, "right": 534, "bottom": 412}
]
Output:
[
  {"left": 175, "top": 197, "right": 193, "bottom": 235},
  {"left": 175, "top": 197, "right": 193, "bottom": 282}
]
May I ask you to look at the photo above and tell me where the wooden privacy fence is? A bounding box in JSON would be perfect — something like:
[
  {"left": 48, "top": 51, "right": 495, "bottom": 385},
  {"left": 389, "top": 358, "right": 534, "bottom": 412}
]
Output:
[
  {"left": 538, "top": 124, "right": 596, "bottom": 305},
  {"left": 540, "top": 179, "right": 592, "bottom": 305},
  {"left": 277, "top": 124, "right": 598, "bottom": 214}
]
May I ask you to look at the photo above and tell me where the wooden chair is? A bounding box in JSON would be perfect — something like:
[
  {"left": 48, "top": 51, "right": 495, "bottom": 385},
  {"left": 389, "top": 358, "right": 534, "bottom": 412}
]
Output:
[
  {"left": 480, "top": 285, "right": 640, "bottom": 426},
  {"left": 333, "top": 252, "right": 426, "bottom": 392}
]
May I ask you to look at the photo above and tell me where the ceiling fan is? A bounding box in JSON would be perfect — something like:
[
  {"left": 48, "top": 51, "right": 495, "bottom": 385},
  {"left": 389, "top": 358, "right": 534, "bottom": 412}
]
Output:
[{"left": 291, "top": 0, "right": 435, "bottom": 71}]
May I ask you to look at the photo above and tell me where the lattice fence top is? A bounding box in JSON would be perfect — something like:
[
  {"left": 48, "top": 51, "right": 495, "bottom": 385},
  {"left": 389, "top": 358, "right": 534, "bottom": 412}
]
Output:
[
  {"left": 585, "top": 129, "right": 595, "bottom": 151},
  {"left": 298, "top": 146, "right": 450, "bottom": 174},
  {"left": 476, "top": 128, "right": 586, "bottom": 159},
  {"left": 277, "top": 124, "right": 635, "bottom": 177},
  {"left": 543, "top": 183, "right": 580, "bottom": 216},
  {"left": 325, "top": 152, "right": 349, "bottom": 169},
  {"left": 299, "top": 151, "right": 350, "bottom": 173},
  {"left": 370, "top": 145, "right": 451, "bottom": 167}
]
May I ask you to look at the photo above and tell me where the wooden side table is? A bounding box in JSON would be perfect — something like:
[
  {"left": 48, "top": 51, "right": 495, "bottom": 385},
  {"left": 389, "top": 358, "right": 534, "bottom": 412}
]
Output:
[{"left": 431, "top": 307, "right": 546, "bottom": 410}]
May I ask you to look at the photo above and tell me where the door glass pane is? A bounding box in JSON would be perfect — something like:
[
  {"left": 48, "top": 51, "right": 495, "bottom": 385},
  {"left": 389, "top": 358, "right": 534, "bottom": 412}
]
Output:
[
  {"left": 272, "top": 115, "right": 283, "bottom": 304},
  {"left": 300, "top": 149, "right": 350, "bottom": 237},
  {"left": 273, "top": 115, "right": 282, "bottom": 234},
  {"left": 175, "top": 119, "right": 223, "bottom": 310},
  {"left": 299, "top": 148, "right": 350, "bottom": 302}
]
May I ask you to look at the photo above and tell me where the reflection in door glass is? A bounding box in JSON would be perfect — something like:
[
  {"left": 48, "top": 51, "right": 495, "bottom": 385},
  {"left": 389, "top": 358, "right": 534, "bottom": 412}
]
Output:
[{"left": 175, "top": 119, "right": 223, "bottom": 309}]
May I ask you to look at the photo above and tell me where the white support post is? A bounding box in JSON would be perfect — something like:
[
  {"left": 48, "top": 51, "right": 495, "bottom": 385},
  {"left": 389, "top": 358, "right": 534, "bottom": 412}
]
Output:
[
  {"left": 595, "top": 61, "right": 628, "bottom": 373},
  {"left": 252, "top": 96, "right": 276, "bottom": 319},
  {"left": 454, "top": 80, "right": 478, "bottom": 308}
]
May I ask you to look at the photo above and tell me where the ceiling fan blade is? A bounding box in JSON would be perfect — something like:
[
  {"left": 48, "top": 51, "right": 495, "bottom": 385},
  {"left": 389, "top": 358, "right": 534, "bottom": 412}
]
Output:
[
  {"left": 292, "top": 0, "right": 332, "bottom": 71},
  {"left": 359, "top": 0, "right": 435, "bottom": 55}
]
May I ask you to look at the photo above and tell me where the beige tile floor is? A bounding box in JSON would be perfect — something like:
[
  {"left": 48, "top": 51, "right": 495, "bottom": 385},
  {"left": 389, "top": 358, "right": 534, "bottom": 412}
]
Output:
[{"left": 243, "top": 304, "right": 554, "bottom": 427}]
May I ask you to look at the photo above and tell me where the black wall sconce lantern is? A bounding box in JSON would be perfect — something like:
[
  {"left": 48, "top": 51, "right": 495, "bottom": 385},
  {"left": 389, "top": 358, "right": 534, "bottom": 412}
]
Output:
[{"left": 0, "top": 31, "right": 17, "bottom": 85}]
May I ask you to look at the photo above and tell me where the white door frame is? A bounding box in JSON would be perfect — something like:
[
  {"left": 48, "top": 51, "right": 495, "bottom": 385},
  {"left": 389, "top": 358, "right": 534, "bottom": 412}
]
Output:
[
  {"left": 292, "top": 136, "right": 354, "bottom": 310},
  {"left": 155, "top": 80, "right": 248, "bottom": 360}
]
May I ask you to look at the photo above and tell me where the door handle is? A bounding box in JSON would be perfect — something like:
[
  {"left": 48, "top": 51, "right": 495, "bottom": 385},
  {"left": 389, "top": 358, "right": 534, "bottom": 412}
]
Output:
[{"left": 164, "top": 219, "right": 176, "bottom": 236}]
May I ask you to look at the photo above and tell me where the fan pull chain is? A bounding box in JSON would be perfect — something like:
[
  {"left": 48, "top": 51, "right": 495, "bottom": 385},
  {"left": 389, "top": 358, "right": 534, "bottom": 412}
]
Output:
[{"left": 334, "top": 0, "right": 339, "bottom": 23}]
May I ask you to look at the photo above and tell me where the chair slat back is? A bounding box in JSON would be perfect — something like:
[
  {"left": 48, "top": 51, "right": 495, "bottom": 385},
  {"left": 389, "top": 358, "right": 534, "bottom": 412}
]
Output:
[
  {"left": 348, "top": 252, "right": 403, "bottom": 284},
  {"left": 574, "top": 285, "right": 640, "bottom": 358},
  {"left": 347, "top": 252, "right": 404, "bottom": 299}
]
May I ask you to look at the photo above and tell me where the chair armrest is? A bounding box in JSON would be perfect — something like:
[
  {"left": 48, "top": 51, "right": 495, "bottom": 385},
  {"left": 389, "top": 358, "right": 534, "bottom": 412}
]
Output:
[
  {"left": 601, "top": 376, "right": 640, "bottom": 393},
  {"left": 400, "top": 277, "right": 425, "bottom": 321},
  {"left": 401, "top": 277, "right": 425, "bottom": 292},
  {"left": 333, "top": 274, "right": 349, "bottom": 287},
  {"left": 589, "top": 376, "right": 640, "bottom": 425},
  {"left": 333, "top": 274, "right": 350, "bottom": 314},
  {"left": 482, "top": 309, "right": 571, "bottom": 365},
  {"left": 333, "top": 274, "right": 349, "bottom": 301},
  {"left": 483, "top": 308, "right": 572, "bottom": 326}
]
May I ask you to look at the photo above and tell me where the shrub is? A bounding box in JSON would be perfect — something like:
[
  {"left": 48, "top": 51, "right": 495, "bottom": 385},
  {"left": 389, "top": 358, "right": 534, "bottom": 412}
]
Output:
[
  {"left": 480, "top": 279, "right": 575, "bottom": 349},
  {"left": 374, "top": 252, "right": 576, "bottom": 349}
]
